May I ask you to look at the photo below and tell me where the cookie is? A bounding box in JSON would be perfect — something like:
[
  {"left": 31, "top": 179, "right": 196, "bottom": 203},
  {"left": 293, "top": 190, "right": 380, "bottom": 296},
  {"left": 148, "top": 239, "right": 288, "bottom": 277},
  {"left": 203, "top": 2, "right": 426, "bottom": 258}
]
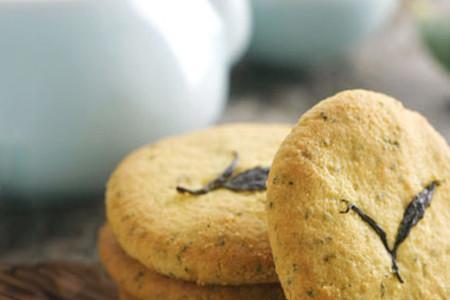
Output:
[
  {"left": 106, "top": 123, "right": 290, "bottom": 285},
  {"left": 98, "top": 225, "right": 285, "bottom": 300},
  {"left": 118, "top": 290, "right": 138, "bottom": 300},
  {"left": 267, "top": 90, "right": 450, "bottom": 299}
]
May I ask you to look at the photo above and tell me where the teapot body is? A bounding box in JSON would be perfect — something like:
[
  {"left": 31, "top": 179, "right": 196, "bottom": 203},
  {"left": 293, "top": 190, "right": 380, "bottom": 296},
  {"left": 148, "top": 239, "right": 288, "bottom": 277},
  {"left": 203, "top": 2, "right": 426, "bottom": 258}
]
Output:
[{"left": 0, "top": 0, "right": 227, "bottom": 206}]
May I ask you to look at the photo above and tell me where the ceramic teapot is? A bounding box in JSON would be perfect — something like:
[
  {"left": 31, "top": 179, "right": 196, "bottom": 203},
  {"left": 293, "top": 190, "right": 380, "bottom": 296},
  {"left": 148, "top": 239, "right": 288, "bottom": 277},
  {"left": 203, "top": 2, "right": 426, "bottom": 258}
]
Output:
[{"left": 0, "top": 0, "right": 250, "bottom": 207}]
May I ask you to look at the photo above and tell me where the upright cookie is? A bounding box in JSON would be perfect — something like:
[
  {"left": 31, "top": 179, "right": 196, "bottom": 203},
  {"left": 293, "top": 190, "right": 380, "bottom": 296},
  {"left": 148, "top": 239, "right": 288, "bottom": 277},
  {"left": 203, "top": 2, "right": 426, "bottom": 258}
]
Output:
[
  {"left": 98, "top": 225, "right": 285, "bottom": 300},
  {"left": 107, "top": 124, "right": 290, "bottom": 285},
  {"left": 267, "top": 90, "right": 450, "bottom": 299}
]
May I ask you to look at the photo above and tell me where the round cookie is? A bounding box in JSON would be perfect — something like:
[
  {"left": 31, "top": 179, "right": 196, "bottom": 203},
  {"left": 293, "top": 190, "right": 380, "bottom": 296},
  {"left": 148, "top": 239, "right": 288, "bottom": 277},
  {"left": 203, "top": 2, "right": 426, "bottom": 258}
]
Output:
[
  {"left": 267, "top": 90, "right": 450, "bottom": 299},
  {"left": 106, "top": 123, "right": 290, "bottom": 285},
  {"left": 98, "top": 225, "right": 286, "bottom": 300}
]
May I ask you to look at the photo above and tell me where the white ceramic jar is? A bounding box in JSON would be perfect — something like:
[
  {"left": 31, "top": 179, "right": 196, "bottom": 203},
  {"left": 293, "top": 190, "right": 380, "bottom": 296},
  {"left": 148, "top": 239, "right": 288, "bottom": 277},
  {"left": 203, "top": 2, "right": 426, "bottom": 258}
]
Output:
[{"left": 0, "top": 0, "right": 228, "bottom": 206}]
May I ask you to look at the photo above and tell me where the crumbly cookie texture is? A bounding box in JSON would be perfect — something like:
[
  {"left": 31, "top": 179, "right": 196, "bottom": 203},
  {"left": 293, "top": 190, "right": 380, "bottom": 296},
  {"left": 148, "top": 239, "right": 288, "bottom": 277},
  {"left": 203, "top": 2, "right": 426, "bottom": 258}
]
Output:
[
  {"left": 106, "top": 123, "right": 290, "bottom": 285},
  {"left": 267, "top": 90, "right": 450, "bottom": 300},
  {"left": 98, "top": 225, "right": 285, "bottom": 300}
]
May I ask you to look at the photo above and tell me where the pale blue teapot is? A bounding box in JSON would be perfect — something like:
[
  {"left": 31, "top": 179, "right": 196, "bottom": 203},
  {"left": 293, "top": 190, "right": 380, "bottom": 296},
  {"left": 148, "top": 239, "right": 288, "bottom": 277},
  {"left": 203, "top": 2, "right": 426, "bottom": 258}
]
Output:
[{"left": 0, "top": 0, "right": 250, "bottom": 208}]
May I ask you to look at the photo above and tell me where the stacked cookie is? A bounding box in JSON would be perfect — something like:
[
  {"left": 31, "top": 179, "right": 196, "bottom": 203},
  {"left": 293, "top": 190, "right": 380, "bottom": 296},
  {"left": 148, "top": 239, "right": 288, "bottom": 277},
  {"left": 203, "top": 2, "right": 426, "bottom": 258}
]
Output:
[
  {"left": 99, "top": 90, "right": 450, "bottom": 300},
  {"left": 98, "top": 124, "right": 290, "bottom": 300}
]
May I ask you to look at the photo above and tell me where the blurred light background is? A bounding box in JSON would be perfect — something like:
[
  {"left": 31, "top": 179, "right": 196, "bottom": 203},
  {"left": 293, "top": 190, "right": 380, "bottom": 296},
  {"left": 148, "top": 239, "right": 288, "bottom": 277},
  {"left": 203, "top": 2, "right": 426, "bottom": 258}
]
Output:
[{"left": 0, "top": 0, "right": 449, "bottom": 262}]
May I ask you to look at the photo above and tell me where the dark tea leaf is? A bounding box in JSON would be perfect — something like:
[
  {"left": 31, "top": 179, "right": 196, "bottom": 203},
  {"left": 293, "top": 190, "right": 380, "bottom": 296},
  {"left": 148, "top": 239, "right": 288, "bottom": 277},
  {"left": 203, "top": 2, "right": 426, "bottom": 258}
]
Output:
[
  {"left": 176, "top": 152, "right": 239, "bottom": 195},
  {"left": 392, "top": 181, "right": 439, "bottom": 254},
  {"left": 223, "top": 167, "right": 270, "bottom": 191},
  {"left": 340, "top": 181, "right": 439, "bottom": 284},
  {"left": 176, "top": 152, "right": 269, "bottom": 195}
]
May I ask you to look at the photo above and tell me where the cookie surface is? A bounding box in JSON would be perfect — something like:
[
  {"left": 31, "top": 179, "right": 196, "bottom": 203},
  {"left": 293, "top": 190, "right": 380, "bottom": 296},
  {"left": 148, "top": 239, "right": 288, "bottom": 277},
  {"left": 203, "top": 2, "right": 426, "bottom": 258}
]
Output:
[
  {"left": 267, "top": 90, "right": 450, "bottom": 299},
  {"left": 118, "top": 290, "right": 138, "bottom": 300},
  {"left": 106, "top": 123, "right": 290, "bottom": 285},
  {"left": 98, "top": 225, "right": 285, "bottom": 300}
]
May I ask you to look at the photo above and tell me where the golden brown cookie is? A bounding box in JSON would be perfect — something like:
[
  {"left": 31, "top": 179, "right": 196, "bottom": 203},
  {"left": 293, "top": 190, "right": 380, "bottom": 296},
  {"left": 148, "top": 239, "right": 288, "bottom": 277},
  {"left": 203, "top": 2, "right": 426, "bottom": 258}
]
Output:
[
  {"left": 106, "top": 124, "right": 290, "bottom": 285},
  {"left": 267, "top": 90, "right": 450, "bottom": 299},
  {"left": 98, "top": 225, "right": 285, "bottom": 300},
  {"left": 118, "top": 290, "right": 139, "bottom": 300}
]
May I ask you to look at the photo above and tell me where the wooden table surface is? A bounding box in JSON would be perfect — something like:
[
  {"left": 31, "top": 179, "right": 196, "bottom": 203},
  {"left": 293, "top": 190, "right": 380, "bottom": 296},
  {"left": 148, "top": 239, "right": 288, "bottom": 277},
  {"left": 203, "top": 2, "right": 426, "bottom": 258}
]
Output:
[{"left": 1, "top": 13, "right": 450, "bottom": 263}]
